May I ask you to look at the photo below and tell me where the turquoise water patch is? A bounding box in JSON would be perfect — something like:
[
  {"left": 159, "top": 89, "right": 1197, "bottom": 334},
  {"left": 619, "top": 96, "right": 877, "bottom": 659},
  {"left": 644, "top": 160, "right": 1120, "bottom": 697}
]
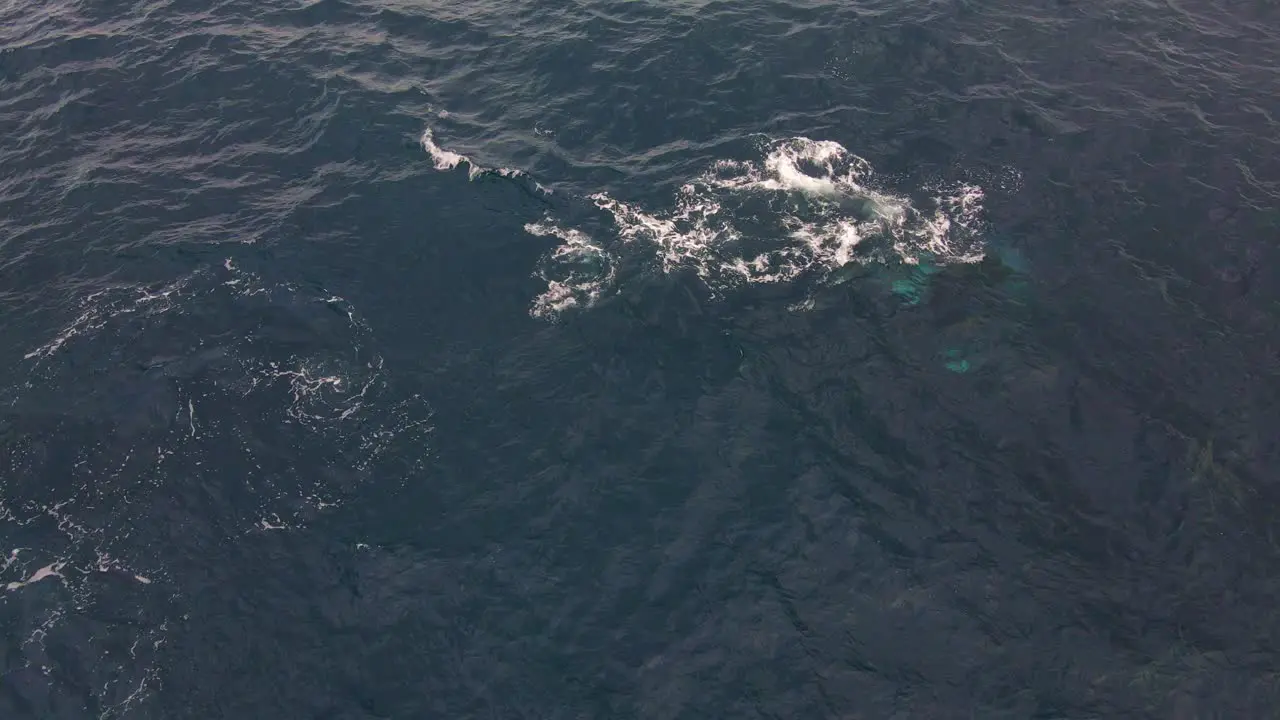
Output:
[
  {"left": 940, "top": 346, "right": 972, "bottom": 373},
  {"left": 990, "top": 240, "right": 1029, "bottom": 275},
  {"left": 985, "top": 237, "right": 1031, "bottom": 296},
  {"left": 889, "top": 261, "right": 942, "bottom": 305}
]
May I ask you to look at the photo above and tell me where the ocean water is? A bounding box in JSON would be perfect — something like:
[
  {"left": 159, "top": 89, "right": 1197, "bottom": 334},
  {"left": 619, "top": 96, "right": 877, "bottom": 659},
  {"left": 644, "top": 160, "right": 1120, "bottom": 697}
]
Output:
[{"left": 2, "top": 0, "right": 1280, "bottom": 717}]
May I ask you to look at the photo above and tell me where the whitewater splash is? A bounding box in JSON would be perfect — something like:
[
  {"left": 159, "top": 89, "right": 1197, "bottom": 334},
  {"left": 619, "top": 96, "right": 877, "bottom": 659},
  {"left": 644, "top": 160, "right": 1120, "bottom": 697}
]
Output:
[{"left": 421, "top": 129, "right": 990, "bottom": 319}]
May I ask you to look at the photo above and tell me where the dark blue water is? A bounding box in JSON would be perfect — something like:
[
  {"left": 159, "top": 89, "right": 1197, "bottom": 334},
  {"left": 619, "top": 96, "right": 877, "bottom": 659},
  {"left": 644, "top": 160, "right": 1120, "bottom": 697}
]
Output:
[{"left": 3, "top": 0, "right": 1280, "bottom": 717}]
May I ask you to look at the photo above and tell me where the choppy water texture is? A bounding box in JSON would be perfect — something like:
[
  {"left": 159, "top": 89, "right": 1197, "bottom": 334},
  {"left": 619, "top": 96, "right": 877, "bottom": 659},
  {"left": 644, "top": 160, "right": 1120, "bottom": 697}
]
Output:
[{"left": 3, "top": 0, "right": 1280, "bottom": 717}]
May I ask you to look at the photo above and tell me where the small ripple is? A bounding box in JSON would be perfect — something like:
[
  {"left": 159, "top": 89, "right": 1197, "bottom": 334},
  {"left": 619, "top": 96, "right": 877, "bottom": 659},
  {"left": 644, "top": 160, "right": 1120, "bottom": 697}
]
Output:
[{"left": 3, "top": 257, "right": 431, "bottom": 716}]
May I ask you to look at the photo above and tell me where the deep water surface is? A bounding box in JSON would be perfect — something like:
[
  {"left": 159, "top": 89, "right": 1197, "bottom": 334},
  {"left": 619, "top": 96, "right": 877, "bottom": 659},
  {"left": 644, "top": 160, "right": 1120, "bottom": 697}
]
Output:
[{"left": 3, "top": 0, "right": 1280, "bottom": 717}]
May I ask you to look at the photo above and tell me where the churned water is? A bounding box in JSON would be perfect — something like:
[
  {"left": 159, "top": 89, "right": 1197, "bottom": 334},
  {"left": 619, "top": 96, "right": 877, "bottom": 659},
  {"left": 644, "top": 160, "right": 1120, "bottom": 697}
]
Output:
[{"left": 2, "top": 0, "right": 1280, "bottom": 717}]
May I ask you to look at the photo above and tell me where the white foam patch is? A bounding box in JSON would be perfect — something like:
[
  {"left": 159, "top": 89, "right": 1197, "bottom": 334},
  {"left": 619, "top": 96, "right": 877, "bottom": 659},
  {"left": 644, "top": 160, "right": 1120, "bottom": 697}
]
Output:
[
  {"left": 625, "top": 137, "right": 986, "bottom": 279},
  {"left": 525, "top": 222, "right": 616, "bottom": 319},
  {"left": 419, "top": 125, "right": 995, "bottom": 318},
  {"left": 522, "top": 137, "right": 989, "bottom": 315},
  {"left": 910, "top": 181, "right": 987, "bottom": 262},
  {"left": 3, "top": 559, "right": 65, "bottom": 592}
]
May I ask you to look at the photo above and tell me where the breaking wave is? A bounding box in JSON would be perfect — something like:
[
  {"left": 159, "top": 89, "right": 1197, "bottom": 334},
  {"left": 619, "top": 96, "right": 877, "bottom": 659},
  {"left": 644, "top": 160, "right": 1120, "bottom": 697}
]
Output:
[{"left": 420, "top": 128, "right": 551, "bottom": 194}]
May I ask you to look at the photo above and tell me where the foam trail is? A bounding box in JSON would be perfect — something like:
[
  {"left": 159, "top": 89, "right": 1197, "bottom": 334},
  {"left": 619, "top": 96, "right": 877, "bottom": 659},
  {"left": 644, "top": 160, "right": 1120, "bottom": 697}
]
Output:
[{"left": 417, "top": 122, "right": 997, "bottom": 318}]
